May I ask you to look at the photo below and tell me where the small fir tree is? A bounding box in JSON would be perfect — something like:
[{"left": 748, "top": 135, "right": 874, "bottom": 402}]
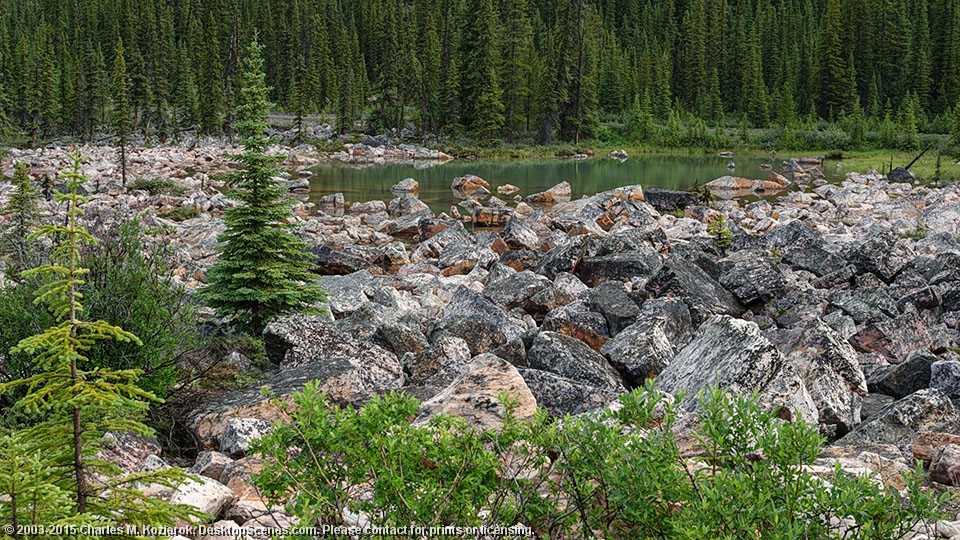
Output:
[
  {"left": 112, "top": 38, "right": 131, "bottom": 187},
  {"left": 0, "top": 162, "right": 43, "bottom": 276},
  {"left": 951, "top": 100, "right": 960, "bottom": 156},
  {"left": 198, "top": 39, "right": 326, "bottom": 336},
  {"left": 0, "top": 149, "right": 200, "bottom": 531}
]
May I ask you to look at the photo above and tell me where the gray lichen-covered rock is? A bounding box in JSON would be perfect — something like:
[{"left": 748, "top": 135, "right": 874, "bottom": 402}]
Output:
[
  {"left": 262, "top": 314, "right": 403, "bottom": 383},
  {"left": 540, "top": 302, "right": 611, "bottom": 352},
  {"left": 834, "top": 389, "right": 960, "bottom": 455},
  {"left": 576, "top": 249, "right": 662, "bottom": 287},
  {"left": 866, "top": 351, "right": 936, "bottom": 399},
  {"left": 930, "top": 444, "right": 960, "bottom": 486},
  {"left": 518, "top": 368, "right": 623, "bottom": 416},
  {"left": 98, "top": 432, "right": 162, "bottom": 475},
  {"left": 187, "top": 358, "right": 402, "bottom": 448},
  {"left": 657, "top": 315, "right": 818, "bottom": 424},
  {"left": 645, "top": 259, "right": 744, "bottom": 325},
  {"left": 766, "top": 320, "right": 867, "bottom": 437},
  {"left": 844, "top": 229, "right": 915, "bottom": 282},
  {"left": 535, "top": 236, "right": 589, "bottom": 280},
  {"left": 219, "top": 418, "right": 272, "bottom": 457},
  {"left": 417, "top": 354, "right": 536, "bottom": 429},
  {"left": 431, "top": 286, "right": 526, "bottom": 362},
  {"left": 482, "top": 270, "right": 554, "bottom": 312},
  {"left": 524, "top": 331, "right": 626, "bottom": 391},
  {"left": 582, "top": 281, "right": 641, "bottom": 336},
  {"left": 717, "top": 252, "right": 787, "bottom": 305},
  {"left": 639, "top": 297, "right": 695, "bottom": 349},
  {"left": 388, "top": 193, "right": 431, "bottom": 217},
  {"left": 189, "top": 451, "right": 234, "bottom": 481},
  {"left": 850, "top": 310, "right": 934, "bottom": 363},
  {"left": 931, "top": 360, "right": 960, "bottom": 398},
  {"left": 170, "top": 475, "right": 235, "bottom": 519},
  {"left": 600, "top": 317, "right": 675, "bottom": 387}
]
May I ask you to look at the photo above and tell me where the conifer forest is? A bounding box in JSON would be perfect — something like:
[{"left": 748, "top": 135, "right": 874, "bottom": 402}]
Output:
[{"left": 0, "top": 0, "right": 958, "bottom": 145}]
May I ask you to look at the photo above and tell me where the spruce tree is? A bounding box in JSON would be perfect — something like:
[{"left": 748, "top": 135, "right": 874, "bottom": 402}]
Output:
[
  {"left": 950, "top": 100, "right": 960, "bottom": 156},
  {"left": 817, "top": 0, "right": 851, "bottom": 118},
  {"left": 198, "top": 39, "right": 326, "bottom": 336},
  {"left": 0, "top": 150, "right": 199, "bottom": 531},
  {"left": 112, "top": 38, "right": 131, "bottom": 187},
  {"left": 459, "top": 0, "right": 504, "bottom": 138},
  {"left": 501, "top": 0, "right": 534, "bottom": 141},
  {"left": 0, "top": 162, "right": 42, "bottom": 276}
]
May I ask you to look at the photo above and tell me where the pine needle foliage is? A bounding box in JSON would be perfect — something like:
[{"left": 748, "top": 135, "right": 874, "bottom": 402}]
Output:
[
  {"left": 0, "top": 150, "right": 203, "bottom": 535},
  {"left": 0, "top": 162, "right": 42, "bottom": 276},
  {"left": 198, "top": 38, "right": 326, "bottom": 336}
]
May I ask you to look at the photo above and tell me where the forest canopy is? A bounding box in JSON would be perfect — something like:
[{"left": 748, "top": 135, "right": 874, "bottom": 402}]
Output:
[{"left": 0, "top": 0, "right": 957, "bottom": 143}]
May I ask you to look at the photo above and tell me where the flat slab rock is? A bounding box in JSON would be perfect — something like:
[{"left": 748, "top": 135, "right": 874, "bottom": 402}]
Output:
[{"left": 186, "top": 358, "right": 402, "bottom": 449}]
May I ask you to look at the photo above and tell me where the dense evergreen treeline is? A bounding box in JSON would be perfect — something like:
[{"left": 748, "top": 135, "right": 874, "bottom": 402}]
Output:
[{"left": 0, "top": 0, "right": 958, "bottom": 145}]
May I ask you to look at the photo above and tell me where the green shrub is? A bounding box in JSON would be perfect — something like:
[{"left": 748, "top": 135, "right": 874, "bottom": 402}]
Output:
[
  {"left": 128, "top": 177, "right": 187, "bottom": 196},
  {"left": 0, "top": 219, "right": 200, "bottom": 399},
  {"left": 253, "top": 383, "right": 949, "bottom": 539}
]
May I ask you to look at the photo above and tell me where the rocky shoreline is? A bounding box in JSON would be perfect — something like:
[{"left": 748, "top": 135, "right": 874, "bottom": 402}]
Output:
[{"left": 3, "top": 142, "right": 960, "bottom": 537}]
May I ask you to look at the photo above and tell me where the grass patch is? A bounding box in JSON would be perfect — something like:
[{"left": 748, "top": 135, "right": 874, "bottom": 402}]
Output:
[{"left": 159, "top": 205, "right": 200, "bottom": 221}]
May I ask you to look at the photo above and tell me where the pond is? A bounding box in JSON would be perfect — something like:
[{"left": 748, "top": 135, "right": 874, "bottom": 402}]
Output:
[{"left": 307, "top": 153, "right": 843, "bottom": 213}]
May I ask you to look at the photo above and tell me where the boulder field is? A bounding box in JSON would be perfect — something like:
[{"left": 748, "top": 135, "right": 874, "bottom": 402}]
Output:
[{"left": 3, "top": 144, "right": 960, "bottom": 534}]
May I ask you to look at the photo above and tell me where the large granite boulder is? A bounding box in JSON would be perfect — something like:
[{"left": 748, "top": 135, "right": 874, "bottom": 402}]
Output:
[
  {"left": 430, "top": 286, "right": 526, "bottom": 363},
  {"left": 186, "top": 358, "right": 402, "bottom": 448},
  {"left": 417, "top": 354, "right": 537, "bottom": 430},
  {"left": 524, "top": 331, "right": 626, "bottom": 392},
  {"left": 844, "top": 229, "right": 915, "bottom": 282},
  {"left": 716, "top": 252, "right": 787, "bottom": 306},
  {"left": 656, "top": 315, "right": 818, "bottom": 424},
  {"left": 866, "top": 351, "right": 936, "bottom": 399},
  {"left": 834, "top": 389, "right": 960, "bottom": 455},
  {"left": 576, "top": 249, "right": 662, "bottom": 287},
  {"left": 600, "top": 317, "right": 675, "bottom": 387},
  {"left": 170, "top": 475, "right": 235, "bottom": 519},
  {"left": 263, "top": 313, "right": 403, "bottom": 378},
  {"left": 766, "top": 320, "right": 867, "bottom": 437},
  {"left": 645, "top": 259, "right": 744, "bottom": 326},
  {"left": 518, "top": 368, "right": 623, "bottom": 416},
  {"left": 583, "top": 281, "right": 641, "bottom": 336},
  {"left": 540, "top": 302, "right": 611, "bottom": 352}
]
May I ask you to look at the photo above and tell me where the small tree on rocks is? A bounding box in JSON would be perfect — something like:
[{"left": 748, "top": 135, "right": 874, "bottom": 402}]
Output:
[
  {"left": 198, "top": 38, "right": 326, "bottom": 336},
  {"left": 0, "top": 149, "right": 200, "bottom": 532}
]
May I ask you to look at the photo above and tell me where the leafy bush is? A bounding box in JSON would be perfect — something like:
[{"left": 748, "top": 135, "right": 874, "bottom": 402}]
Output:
[
  {"left": 128, "top": 177, "right": 187, "bottom": 196},
  {"left": 0, "top": 218, "right": 200, "bottom": 398},
  {"left": 253, "top": 383, "right": 949, "bottom": 539}
]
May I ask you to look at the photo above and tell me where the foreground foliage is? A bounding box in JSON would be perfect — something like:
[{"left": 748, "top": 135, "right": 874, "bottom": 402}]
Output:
[
  {"left": 0, "top": 151, "right": 202, "bottom": 537},
  {"left": 0, "top": 217, "right": 200, "bottom": 399},
  {"left": 254, "top": 383, "right": 948, "bottom": 539}
]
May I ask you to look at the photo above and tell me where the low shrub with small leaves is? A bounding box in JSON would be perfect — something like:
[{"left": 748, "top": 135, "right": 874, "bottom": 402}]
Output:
[
  {"left": 128, "top": 177, "right": 187, "bottom": 196},
  {"left": 253, "top": 383, "right": 949, "bottom": 539}
]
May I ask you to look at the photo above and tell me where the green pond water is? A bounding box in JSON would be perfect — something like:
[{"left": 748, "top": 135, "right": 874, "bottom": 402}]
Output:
[{"left": 307, "top": 154, "right": 842, "bottom": 213}]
